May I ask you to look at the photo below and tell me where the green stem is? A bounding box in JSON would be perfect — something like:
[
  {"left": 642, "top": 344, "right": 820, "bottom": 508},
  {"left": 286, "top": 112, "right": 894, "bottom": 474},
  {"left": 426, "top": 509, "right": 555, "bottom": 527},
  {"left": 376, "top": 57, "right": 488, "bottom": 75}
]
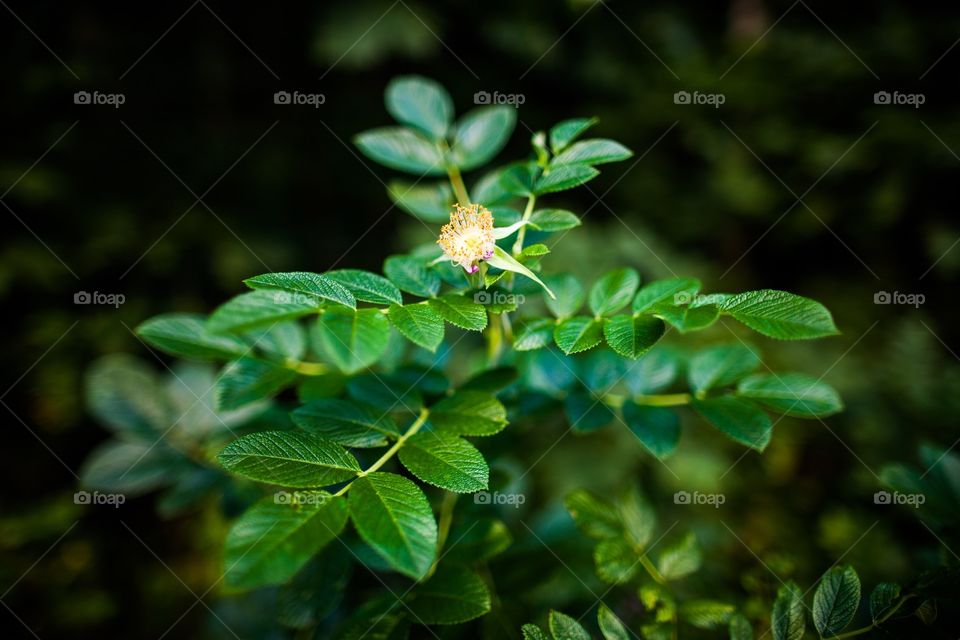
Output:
[
  {"left": 425, "top": 492, "right": 458, "bottom": 579},
  {"left": 284, "top": 359, "right": 329, "bottom": 376},
  {"left": 486, "top": 311, "right": 503, "bottom": 365},
  {"left": 446, "top": 163, "right": 471, "bottom": 204},
  {"left": 604, "top": 392, "right": 693, "bottom": 408},
  {"left": 826, "top": 596, "right": 912, "bottom": 639},
  {"left": 333, "top": 408, "right": 430, "bottom": 497},
  {"left": 512, "top": 194, "right": 537, "bottom": 255},
  {"left": 638, "top": 554, "right": 667, "bottom": 585}
]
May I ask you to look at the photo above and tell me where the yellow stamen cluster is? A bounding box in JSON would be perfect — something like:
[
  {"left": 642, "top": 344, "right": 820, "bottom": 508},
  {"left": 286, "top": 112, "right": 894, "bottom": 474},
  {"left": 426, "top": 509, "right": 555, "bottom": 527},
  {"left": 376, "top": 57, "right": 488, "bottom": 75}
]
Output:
[{"left": 437, "top": 204, "right": 496, "bottom": 273}]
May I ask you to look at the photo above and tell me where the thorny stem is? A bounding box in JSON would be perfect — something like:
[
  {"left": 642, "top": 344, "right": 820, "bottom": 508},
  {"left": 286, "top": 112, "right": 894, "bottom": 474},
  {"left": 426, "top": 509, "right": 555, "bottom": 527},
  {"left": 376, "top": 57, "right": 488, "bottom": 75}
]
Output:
[{"left": 333, "top": 408, "right": 430, "bottom": 497}]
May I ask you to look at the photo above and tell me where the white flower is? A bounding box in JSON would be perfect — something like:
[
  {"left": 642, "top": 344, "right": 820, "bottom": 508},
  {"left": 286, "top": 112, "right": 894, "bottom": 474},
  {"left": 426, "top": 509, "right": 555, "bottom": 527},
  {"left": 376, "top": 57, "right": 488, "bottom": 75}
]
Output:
[{"left": 437, "top": 204, "right": 496, "bottom": 273}]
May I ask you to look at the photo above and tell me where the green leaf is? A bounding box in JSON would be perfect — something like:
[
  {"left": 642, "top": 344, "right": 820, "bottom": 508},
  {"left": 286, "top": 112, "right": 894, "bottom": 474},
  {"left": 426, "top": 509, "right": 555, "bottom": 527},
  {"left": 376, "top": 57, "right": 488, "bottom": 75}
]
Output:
[
  {"left": 326, "top": 269, "right": 402, "bottom": 306},
  {"left": 245, "top": 272, "right": 356, "bottom": 309},
  {"left": 348, "top": 472, "right": 438, "bottom": 579},
  {"left": 564, "top": 489, "right": 622, "bottom": 540},
  {"left": 680, "top": 601, "right": 735, "bottom": 629},
  {"left": 388, "top": 303, "right": 444, "bottom": 351},
  {"left": 85, "top": 355, "right": 168, "bottom": 439},
  {"left": 688, "top": 343, "right": 762, "bottom": 393},
  {"left": 224, "top": 492, "right": 348, "bottom": 590},
  {"left": 460, "top": 366, "right": 518, "bottom": 393},
  {"left": 661, "top": 303, "right": 721, "bottom": 333},
  {"left": 79, "top": 439, "right": 177, "bottom": 495},
  {"left": 623, "top": 404, "right": 680, "bottom": 460},
  {"left": 737, "top": 373, "right": 843, "bottom": 418},
  {"left": 534, "top": 164, "right": 599, "bottom": 195},
  {"left": 549, "top": 117, "right": 598, "bottom": 154},
  {"left": 522, "top": 625, "right": 550, "bottom": 640},
  {"left": 549, "top": 610, "right": 592, "bottom": 640},
  {"left": 315, "top": 308, "right": 391, "bottom": 374},
  {"left": 398, "top": 432, "right": 489, "bottom": 493},
  {"left": 619, "top": 484, "right": 656, "bottom": 548},
  {"left": 445, "top": 518, "right": 512, "bottom": 564},
  {"left": 529, "top": 208, "right": 581, "bottom": 232},
  {"left": 595, "top": 537, "right": 639, "bottom": 584},
  {"left": 720, "top": 290, "right": 839, "bottom": 340},
  {"left": 552, "top": 138, "right": 632, "bottom": 166},
  {"left": 137, "top": 313, "right": 250, "bottom": 360},
  {"left": 590, "top": 268, "right": 640, "bottom": 316},
  {"left": 347, "top": 374, "right": 423, "bottom": 413},
  {"left": 451, "top": 106, "right": 517, "bottom": 171},
  {"left": 598, "top": 604, "right": 630, "bottom": 640},
  {"left": 486, "top": 246, "right": 555, "bottom": 298},
  {"left": 385, "top": 75, "right": 453, "bottom": 139},
  {"left": 544, "top": 273, "right": 585, "bottom": 318},
  {"left": 407, "top": 564, "right": 491, "bottom": 624},
  {"left": 565, "top": 389, "right": 616, "bottom": 433},
  {"left": 276, "top": 550, "right": 351, "bottom": 629},
  {"left": 604, "top": 314, "right": 665, "bottom": 359},
  {"left": 208, "top": 290, "right": 321, "bottom": 334},
  {"left": 771, "top": 581, "right": 805, "bottom": 640},
  {"left": 625, "top": 349, "right": 680, "bottom": 395},
  {"left": 520, "top": 243, "right": 550, "bottom": 258},
  {"left": 514, "top": 318, "right": 557, "bottom": 351},
  {"left": 428, "top": 294, "right": 488, "bottom": 331},
  {"left": 729, "top": 614, "right": 753, "bottom": 640},
  {"left": 354, "top": 126, "right": 445, "bottom": 175},
  {"left": 215, "top": 358, "right": 298, "bottom": 410},
  {"left": 554, "top": 316, "right": 604, "bottom": 354},
  {"left": 633, "top": 278, "right": 701, "bottom": 313},
  {"left": 291, "top": 398, "right": 399, "bottom": 447},
  {"left": 656, "top": 531, "right": 701, "bottom": 580},
  {"left": 813, "top": 565, "right": 861, "bottom": 636},
  {"left": 387, "top": 180, "right": 453, "bottom": 223},
  {"left": 383, "top": 255, "right": 441, "bottom": 298},
  {"left": 869, "top": 582, "right": 901, "bottom": 622},
  {"left": 217, "top": 431, "right": 360, "bottom": 488},
  {"left": 249, "top": 321, "right": 306, "bottom": 360},
  {"left": 429, "top": 391, "right": 508, "bottom": 436},
  {"left": 692, "top": 396, "right": 773, "bottom": 451}
]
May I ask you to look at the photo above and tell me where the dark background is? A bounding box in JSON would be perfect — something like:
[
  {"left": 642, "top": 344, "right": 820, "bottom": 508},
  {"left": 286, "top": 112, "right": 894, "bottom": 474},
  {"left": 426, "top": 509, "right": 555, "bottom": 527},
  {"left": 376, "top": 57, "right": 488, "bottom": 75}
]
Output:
[{"left": 2, "top": 1, "right": 959, "bottom": 637}]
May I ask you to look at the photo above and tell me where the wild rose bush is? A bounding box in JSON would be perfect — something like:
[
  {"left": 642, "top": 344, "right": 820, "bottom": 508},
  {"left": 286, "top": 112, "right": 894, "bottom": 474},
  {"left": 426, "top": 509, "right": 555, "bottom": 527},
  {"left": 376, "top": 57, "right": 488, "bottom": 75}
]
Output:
[{"left": 79, "top": 77, "right": 957, "bottom": 639}]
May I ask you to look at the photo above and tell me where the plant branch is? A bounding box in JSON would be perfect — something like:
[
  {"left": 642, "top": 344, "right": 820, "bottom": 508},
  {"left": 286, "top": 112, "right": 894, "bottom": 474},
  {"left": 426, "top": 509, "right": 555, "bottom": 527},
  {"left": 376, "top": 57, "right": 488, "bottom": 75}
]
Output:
[
  {"left": 333, "top": 408, "right": 430, "bottom": 496},
  {"left": 604, "top": 392, "right": 693, "bottom": 408},
  {"left": 446, "top": 163, "right": 471, "bottom": 204},
  {"left": 827, "top": 595, "right": 912, "bottom": 639},
  {"left": 512, "top": 194, "right": 537, "bottom": 255}
]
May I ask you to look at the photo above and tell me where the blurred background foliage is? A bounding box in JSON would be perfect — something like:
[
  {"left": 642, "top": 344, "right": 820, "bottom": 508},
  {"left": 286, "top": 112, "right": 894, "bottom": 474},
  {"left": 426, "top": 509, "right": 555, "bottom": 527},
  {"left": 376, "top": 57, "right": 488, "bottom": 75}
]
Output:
[{"left": 1, "top": 0, "right": 958, "bottom": 637}]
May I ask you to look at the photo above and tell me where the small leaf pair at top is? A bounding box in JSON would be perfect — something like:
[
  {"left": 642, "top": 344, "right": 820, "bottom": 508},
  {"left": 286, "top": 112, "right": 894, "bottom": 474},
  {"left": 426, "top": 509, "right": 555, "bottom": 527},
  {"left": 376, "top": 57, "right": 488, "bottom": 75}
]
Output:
[
  {"left": 217, "top": 430, "right": 360, "bottom": 488},
  {"left": 721, "top": 289, "right": 839, "bottom": 340},
  {"left": 223, "top": 492, "right": 347, "bottom": 590}
]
